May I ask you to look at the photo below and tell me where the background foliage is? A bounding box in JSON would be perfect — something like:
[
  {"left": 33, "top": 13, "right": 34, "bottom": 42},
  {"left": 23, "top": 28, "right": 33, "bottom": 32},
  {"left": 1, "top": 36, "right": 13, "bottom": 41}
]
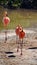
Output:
[{"left": 0, "top": 0, "right": 37, "bottom": 9}]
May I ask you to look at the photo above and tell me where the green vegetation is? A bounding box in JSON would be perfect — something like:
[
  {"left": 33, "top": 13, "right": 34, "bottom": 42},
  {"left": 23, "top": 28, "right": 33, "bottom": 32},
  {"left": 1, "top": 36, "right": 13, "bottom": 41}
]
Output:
[{"left": 0, "top": 0, "right": 37, "bottom": 9}]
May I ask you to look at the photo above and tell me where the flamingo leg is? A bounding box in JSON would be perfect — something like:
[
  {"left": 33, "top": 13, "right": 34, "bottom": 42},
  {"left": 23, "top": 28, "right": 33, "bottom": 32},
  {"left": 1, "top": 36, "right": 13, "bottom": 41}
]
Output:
[
  {"left": 20, "top": 39, "right": 23, "bottom": 55},
  {"left": 5, "top": 31, "right": 7, "bottom": 43}
]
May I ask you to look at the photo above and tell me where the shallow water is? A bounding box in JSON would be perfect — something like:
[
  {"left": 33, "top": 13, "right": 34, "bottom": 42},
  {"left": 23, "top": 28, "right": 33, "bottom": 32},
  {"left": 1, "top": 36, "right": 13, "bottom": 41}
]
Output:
[{"left": 0, "top": 6, "right": 37, "bottom": 29}]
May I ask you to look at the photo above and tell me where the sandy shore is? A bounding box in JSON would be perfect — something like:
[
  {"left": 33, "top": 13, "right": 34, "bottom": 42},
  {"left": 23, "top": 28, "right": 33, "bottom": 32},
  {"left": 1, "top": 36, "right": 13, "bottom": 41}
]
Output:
[
  {"left": 0, "top": 29, "right": 37, "bottom": 65},
  {"left": 0, "top": 39, "right": 37, "bottom": 65}
]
